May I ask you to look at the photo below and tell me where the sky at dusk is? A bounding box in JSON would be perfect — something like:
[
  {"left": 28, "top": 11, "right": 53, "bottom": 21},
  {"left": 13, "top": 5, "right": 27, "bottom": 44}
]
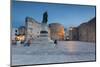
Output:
[{"left": 12, "top": 1, "right": 96, "bottom": 28}]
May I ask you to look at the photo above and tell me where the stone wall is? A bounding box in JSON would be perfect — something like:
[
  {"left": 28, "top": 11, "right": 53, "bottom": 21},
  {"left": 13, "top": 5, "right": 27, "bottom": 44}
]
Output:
[
  {"left": 49, "top": 23, "right": 65, "bottom": 40},
  {"left": 18, "top": 26, "right": 26, "bottom": 35},
  {"left": 69, "top": 27, "right": 79, "bottom": 41},
  {"left": 78, "top": 17, "right": 96, "bottom": 42},
  {"left": 25, "top": 17, "right": 41, "bottom": 40}
]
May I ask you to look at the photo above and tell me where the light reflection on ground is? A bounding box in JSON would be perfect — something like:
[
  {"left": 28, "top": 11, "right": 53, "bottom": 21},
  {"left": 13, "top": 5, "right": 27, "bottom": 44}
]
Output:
[{"left": 12, "top": 41, "right": 96, "bottom": 66}]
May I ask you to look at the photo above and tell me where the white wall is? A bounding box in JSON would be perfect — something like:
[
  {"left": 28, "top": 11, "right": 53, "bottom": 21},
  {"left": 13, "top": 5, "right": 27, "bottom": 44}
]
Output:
[{"left": 26, "top": 20, "right": 41, "bottom": 39}]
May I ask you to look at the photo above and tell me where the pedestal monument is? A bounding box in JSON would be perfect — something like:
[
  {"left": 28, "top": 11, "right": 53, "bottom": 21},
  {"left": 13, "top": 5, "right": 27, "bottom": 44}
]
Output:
[{"left": 32, "top": 11, "right": 54, "bottom": 47}]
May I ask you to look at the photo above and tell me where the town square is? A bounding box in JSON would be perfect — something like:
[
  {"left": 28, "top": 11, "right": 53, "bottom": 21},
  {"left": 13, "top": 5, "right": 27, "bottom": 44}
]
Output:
[{"left": 11, "top": 1, "right": 96, "bottom": 66}]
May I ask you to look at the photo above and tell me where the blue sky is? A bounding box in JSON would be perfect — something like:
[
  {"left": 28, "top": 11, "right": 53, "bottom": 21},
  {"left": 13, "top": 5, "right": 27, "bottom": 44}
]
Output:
[{"left": 12, "top": 1, "right": 96, "bottom": 28}]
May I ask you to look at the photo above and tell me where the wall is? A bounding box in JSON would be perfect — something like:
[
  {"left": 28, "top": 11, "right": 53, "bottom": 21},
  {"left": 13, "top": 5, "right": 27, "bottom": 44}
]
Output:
[
  {"left": 78, "top": 17, "right": 96, "bottom": 42},
  {"left": 25, "top": 17, "right": 41, "bottom": 40},
  {"left": 49, "top": 23, "right": 65, "bottom": 40}
]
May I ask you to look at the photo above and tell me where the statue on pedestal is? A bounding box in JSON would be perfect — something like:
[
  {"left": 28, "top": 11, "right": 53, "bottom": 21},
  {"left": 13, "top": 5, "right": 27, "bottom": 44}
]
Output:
[
  {"left": 42, "top": 11, "right": 48, "bottom": 24},
  {"left": 41, "top": 11, "right": 48, "bottom": 32}
]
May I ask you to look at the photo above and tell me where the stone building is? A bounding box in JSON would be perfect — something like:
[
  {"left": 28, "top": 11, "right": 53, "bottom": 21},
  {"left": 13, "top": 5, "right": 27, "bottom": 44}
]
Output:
[
  {"left": 25, "top": 18, "right": 65, "bottom": 41},
  {"left": 64, "top": 28, "right": 70, "bottom": 40},
  {"left": 25, "top": 17, "right": 41, "bottom": 40},
  {"left": 78, "top": 17, "right": 96, "bottom": 42},
  {"left": 18, "top": 26, "right": 26, "bottom": 35},
  {"left": 11, "top": 28, "right": 18, "bottom": 44},
  {"left": 49, "top": 23, "right": 65, "bottom": 40},
  {"left": 68, "top": 27, "right": 79, "bottom": 41}
]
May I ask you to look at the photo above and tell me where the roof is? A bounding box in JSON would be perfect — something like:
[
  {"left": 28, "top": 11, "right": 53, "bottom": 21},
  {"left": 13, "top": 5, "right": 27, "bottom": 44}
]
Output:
[{"left": 25, "top": 16, "right": 41, "bottom": 24}]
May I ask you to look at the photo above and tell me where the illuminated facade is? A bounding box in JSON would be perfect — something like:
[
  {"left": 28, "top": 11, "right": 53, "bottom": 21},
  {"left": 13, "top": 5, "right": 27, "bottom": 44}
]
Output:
[{"left": 49, "top": 23, "right": 65, "bottom": 40}]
